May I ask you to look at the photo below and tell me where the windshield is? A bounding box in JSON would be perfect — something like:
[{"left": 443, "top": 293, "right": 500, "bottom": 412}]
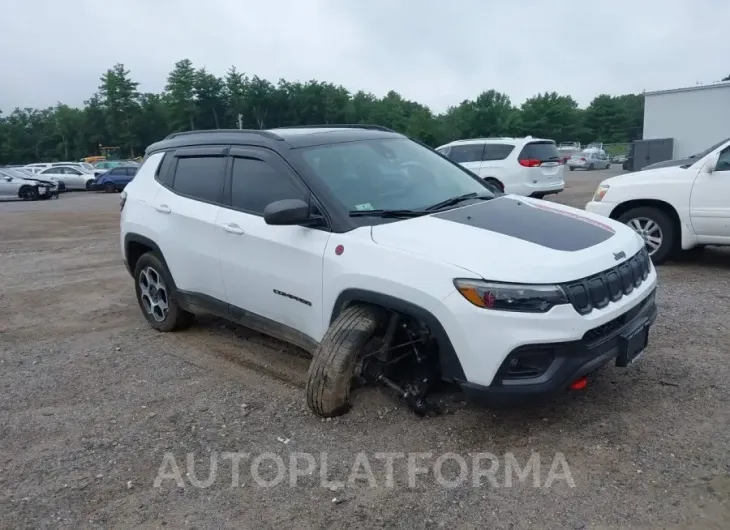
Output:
[
  {"left": 299, "top": 138, "right": 493, "bottom": 213},
  {"left": 1, "top": 168, "right": 31, "bottom": 179}
]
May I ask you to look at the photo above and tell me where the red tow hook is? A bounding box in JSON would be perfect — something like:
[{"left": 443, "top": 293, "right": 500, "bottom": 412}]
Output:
[{"left": 569, "top": 376, "right": 588, "bottom": 391}]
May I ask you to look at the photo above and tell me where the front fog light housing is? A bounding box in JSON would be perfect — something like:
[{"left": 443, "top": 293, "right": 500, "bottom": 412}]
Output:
[
  {"left": 454, "top": 279, "right": 569, "bottom": 313},
  {"left": 592, "top": 185, "right": 610, "bottom": 202}
]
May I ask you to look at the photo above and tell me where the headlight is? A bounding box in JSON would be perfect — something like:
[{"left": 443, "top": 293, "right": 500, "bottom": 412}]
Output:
[
  {"left": 454, "top": 279, "right": 569, "bottom": 313},
  {"left": 592, "top": 185, "right": 610, "bottom": 202}
]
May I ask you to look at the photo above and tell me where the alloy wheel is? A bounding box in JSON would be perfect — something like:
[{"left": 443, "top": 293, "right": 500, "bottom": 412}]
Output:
[
  {"left": 138, "top": 266, "right": 169, "bottom": 322},
  {"left": 627, "top": 217, "right": 663, "bottom": 256}
]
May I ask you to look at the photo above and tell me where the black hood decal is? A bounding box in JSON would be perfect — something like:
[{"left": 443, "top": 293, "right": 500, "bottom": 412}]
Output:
[{"left": 433, "top": 197, "right": 615, "bottom": 251}]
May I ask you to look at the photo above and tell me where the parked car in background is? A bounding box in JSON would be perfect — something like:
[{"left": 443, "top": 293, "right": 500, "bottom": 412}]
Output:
[
  {"left": 0, "top": 168, "right": 58, "bottom": 200},
  {"left": 91, "top": 165, "right": 138, "bottom": 192},
  {"left": 567, "top": 149, "right": 611, "bottom": 171},
  {"left": 612, "top": 154, "right": 628, "bottom": 164},
  {"left": 10, "top": 166, "right": 66, "bottom": 190},
  {"left": 37, "top": 165, "right": 96, "bottom": 190},
  {"left": 586, "top": 137, "right": 730, "bottom": 263},
  {"left": 24, "top": 163, "right": 53, "bottom": 173},
  {"left": 435, "top": 136, "right": 564, "bottom": 198}
]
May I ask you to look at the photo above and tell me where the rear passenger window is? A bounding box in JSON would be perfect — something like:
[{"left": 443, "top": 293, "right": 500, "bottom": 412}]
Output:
[
  {"left": 230, "top": 157, "right": 306, "bottom": 215},
  {"left": 171, "top": 156, "right": 226, "bottom": 204},
  {"left": 482, "top": 144, "right": 515, "bottom": 161},
  {"left": 448, "top": 144, "right": 485, "bottom": 164}
]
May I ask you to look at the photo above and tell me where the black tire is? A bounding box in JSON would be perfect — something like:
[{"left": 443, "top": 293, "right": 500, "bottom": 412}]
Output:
[
  {"left": 133, "top": 251, "right": 194, "bottom": 332},
  {"left": 85, "top": 180, "right": 93, "bottom": 191},
  {"left": 18, "top": 185, "right": 39, "bottom": 201},
  {"left": 588, "top": 163, "right": 594, "bottom": 170},
  {"left": 306, "top": 304, "right": 384, "bottom": 417},
  {"left": 104, "top": 182, "right": 116, "bottom": 193},
  {"left": 617, "top": 206, "right": 675, "bottom": 264},
  {"left": 532, "top": 193, "right": 545, "bottom": 199},
  {"left": 484, "top": 178, "right": 504, "bottom": 193},
  {"left": 569, "top": 166, "right": 575, "bottom": 171}
]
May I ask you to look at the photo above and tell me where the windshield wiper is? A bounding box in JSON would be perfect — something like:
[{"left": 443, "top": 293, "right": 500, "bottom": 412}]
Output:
[
  {"left": 424, "top": 192, "right": 493, "bottom": 211},
  {"left": 349, "top": 209, "right": 428, "bottom": 218}
]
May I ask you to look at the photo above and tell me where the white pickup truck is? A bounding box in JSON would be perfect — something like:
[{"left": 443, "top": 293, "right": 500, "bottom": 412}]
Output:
[{"left": 585, "top": 138, "right": 730, "bottom": 263}]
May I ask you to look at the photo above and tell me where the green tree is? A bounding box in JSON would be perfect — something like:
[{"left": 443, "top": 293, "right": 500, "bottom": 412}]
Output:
[
  {"left": 165, "top": 59, "right": 197, "bottom": 131},
  {"left": 98, "top": 63, "right": 140, "bottom": 157},
  {"left": 0, "top": 58, "right": 653, "bottom": 164}
]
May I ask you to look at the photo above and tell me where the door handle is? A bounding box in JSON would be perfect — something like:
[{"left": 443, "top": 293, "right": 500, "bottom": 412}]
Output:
[
  {"left": 221, "top": 223, "right": 245, "bottom": 235},
  {"left": 155, "top": 204, "right": 171, "bottom": 214}
]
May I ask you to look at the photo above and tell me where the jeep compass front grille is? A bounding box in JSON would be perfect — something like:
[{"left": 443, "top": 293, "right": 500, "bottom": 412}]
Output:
[{"left": 560, "top": 248, "right": 651, "bottom": 315}]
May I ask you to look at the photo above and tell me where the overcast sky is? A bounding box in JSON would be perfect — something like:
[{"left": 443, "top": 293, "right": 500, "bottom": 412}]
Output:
[{"left": 1, "top": 0, "right": 728, "bottom": 114}]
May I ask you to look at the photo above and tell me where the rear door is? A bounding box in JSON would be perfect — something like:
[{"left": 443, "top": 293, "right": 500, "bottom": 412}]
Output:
[
  {"left": 445, "top": 143, "right": 485, "bottom": 175},
  {"left": 476, "top": 143, "right": 516, "bottom": 182},
  {"left": 152, "top": 146, "right": 229, "bottom": 302},
  {"left": 517, "top": 141, "right": 563, "bottom": 185}
]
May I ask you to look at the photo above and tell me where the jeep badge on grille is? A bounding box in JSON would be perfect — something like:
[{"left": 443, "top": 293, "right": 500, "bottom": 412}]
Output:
[{"left": 614, "top": 251, "right": 626, "bottom": 261}]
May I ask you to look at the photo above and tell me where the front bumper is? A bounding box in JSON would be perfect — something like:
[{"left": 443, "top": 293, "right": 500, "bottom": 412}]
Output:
[
  {"left": 457, "top": 289, "right": 657, "bottom": 406},
  {"left": 585, "top": 200, "right": 615, "bottom": 218}
]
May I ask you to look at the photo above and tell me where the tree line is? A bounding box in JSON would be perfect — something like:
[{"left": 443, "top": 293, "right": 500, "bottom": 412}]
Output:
[{"left": 0, "top": 60, "right": 646, "bottom": 164}]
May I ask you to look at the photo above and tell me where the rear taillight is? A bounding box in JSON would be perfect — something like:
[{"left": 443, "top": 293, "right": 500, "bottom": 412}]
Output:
[
  {"left": 120, "top": 191, "right": 127, "bottom": 211},
  {"left": 580, "top": 157, "right": 586, "bottom": 162},
  {"left": 518, "top": 159, "right": 542, "bottom": 168}
]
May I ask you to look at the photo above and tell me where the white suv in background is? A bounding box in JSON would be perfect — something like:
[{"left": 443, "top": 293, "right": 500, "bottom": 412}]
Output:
[{"left": 435, "top": 137, "right": 565, "bottom": 198}]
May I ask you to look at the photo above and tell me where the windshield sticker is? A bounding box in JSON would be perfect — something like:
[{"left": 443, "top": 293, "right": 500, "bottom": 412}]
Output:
[{"left": 355, "top": 203, "right": 375, "bottom": 211}]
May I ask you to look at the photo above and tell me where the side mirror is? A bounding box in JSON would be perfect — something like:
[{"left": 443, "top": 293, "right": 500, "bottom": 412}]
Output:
[
  {"left": 704, "top": 154, "right": 719, "bottom": 173},
  {"left": 263, "top": 199, "right": 318, "bottom": 226}
]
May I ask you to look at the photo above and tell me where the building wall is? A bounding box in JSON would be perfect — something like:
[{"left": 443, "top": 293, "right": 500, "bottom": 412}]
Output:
[{"left": 643, "top": 83, "right": 730, "bottom": 159}]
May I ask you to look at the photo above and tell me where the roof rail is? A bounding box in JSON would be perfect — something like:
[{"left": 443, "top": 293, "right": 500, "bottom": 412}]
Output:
[
  {"left": 271, "top": 124, "right": 396, "bottom": 133},
  {"left": 164, "top": 129, "right": 283, "bottom": 140}
]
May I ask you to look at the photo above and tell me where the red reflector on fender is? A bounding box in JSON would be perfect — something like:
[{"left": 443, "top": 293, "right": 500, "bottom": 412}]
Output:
[{"left": 569, "top": 376, "right": 588, "bottom": 390}]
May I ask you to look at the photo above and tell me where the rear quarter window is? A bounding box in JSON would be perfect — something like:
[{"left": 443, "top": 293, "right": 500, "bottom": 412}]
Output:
[
  {"left": 482, "top": 144, "right": 515, "bottom": 161},
  {"left": 519, "top": 142, "right": 560, "bottom": 162}
]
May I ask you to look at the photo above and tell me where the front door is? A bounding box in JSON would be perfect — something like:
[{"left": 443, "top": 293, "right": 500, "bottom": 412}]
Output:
[
  {"left": 689, "top": 146, "right": 730, "bottom": 241},
  {"left": 216, "top": 147, "right": 330, "bottom": 346}
]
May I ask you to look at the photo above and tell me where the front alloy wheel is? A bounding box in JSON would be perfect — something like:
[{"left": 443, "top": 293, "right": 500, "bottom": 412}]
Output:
[
  {"left": 617, "top": 206, "right": 675, "bottom": 264},
  {"left": 138, "top": 266, "right": 169, "bottom": 322},
  {"left": 627, "top": 217, "right": 663, "bottom": 256}
]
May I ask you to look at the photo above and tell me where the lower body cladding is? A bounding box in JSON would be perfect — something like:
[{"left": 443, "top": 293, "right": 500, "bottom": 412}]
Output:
[{"left": 439, "top": 271, "right": 657, "bottom": 406}]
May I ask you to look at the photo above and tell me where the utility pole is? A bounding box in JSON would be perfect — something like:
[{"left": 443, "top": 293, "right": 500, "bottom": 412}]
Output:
[{"left": 237, "top": 114, "right": 243, "bottom": 129}]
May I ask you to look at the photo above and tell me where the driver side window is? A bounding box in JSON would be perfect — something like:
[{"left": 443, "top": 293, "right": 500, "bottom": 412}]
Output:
[{"left": 715, "top": 147, "right": 730, "bottom": 172}]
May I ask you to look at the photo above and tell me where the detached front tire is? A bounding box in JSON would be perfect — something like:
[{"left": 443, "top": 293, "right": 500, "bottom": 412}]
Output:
[
  {"left": 133, "top": 251, "right": 194, "bottom": 331},
  {"left": 306, "top": 304, "right": 383, "bottom": 417},
  {"left": 617, "top": 206, "right": 675, "bottom": 264}
]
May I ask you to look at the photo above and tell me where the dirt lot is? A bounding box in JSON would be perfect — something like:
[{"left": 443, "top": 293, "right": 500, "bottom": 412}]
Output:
[{"left": 1, "top": 169, "right": 729, "bottom": 529}]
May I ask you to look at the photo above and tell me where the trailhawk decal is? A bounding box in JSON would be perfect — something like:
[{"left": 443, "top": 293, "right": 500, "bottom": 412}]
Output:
[{"left": 433, "top": 197, "right": 615, "bottom": 252}]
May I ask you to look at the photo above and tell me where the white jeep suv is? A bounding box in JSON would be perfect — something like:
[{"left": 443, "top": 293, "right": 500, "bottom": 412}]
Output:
[
  {"left": 586, "top": 137, "right": 730, "bottom": 263},
  {"left": 121, "top": 125, "right": 657, "bottom": 417},
  {"left": 435, "top": 137, "right": 565, "bottom": 198}
]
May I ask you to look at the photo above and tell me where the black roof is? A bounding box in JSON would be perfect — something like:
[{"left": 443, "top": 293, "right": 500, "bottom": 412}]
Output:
[{"left": 146, "top": 124, "right": 403, "bottom": 154}]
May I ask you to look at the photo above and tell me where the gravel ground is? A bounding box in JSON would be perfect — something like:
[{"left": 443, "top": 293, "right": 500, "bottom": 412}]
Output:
[{"left": 1, "top": 171, "right": 729, "bottom": 529}]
